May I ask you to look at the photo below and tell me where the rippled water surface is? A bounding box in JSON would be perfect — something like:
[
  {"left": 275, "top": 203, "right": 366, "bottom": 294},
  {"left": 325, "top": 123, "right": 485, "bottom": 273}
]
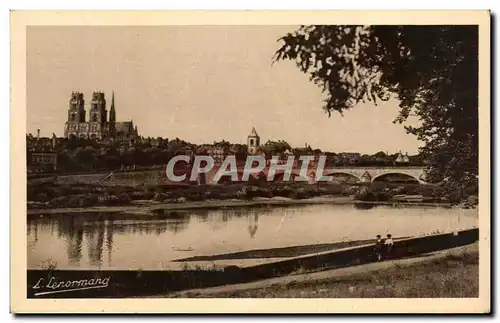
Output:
[{"left": 27, "top": 204, "right": 478, "bottom": 269}]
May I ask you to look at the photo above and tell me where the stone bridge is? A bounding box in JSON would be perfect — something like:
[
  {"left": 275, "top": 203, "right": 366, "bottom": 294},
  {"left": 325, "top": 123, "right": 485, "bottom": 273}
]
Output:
[
  {"left": 320, "top": 166, "right": 428, "bottom": 184},
  {"left": 201, "top": 165, "right": 428, "bottom": 185}
]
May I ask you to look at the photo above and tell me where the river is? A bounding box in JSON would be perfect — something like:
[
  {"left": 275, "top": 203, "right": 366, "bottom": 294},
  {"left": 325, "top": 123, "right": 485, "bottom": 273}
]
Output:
[{"left": 27, "top": 203, "right": 478, "bottom": 270}]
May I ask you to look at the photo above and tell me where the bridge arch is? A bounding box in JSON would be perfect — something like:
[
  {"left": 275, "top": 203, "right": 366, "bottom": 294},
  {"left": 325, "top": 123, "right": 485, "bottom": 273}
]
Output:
[
  {"left": 371, "top": 172, "right": 422, "bottom": 184},
  {"left": 324, "top": 172, "right": 360, "bottom": 183}
]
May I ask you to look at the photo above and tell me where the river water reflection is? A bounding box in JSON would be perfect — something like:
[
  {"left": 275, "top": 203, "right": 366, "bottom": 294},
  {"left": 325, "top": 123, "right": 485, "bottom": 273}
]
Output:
[{"left": 27, "top": 204, "right": 478, "bottom": 270}]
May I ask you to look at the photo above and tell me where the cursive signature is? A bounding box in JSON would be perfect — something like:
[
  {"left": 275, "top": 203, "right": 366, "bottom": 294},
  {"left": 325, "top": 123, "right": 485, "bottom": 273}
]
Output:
[{"left": 33, "top": 276, "right": 110, "bottom": 296}]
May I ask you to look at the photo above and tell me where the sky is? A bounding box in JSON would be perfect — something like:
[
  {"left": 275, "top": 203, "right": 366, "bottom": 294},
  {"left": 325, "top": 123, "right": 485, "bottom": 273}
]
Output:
[{"left": 26, "top": 26, "right": 422, "bottom": 154}]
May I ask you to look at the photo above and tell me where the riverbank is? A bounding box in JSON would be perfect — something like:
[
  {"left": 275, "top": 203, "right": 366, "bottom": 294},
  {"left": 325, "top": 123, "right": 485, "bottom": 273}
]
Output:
[
  {"left": 26, "top": 195, "right": 454, "bottom": 216},
  {"left": 27, "top": 179, "right": 465, "bottom": 213},
  {"left": 27, "top": 228, "right": 479, "bottom": 298},
  {"left": 167, "top": 242, "right": 479, "bottom": 299}
]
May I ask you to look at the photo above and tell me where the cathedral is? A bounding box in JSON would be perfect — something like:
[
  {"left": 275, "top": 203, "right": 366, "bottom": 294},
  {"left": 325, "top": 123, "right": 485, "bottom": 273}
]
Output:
[{"left": 64, "top": 91, "right": 139, "bottom": 141}]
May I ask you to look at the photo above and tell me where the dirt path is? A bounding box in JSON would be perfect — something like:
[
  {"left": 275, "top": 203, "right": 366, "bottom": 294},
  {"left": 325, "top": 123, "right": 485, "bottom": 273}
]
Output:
[{"left": 161, "top": 243, "right": 478, "bottom": 298}]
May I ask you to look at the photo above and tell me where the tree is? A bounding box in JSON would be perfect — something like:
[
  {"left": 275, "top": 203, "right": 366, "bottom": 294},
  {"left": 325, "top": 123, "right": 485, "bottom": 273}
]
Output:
[
  {"left": 214, "top": 140, "right": 231, "bottom": 150},
  {"left": 262, "top": 140, "right": 292, "bottom": 154},
  {"left": 373, "top": 151, "right": 387, "bottom": 159},
  {"left": 274, "top": 25, "right": 478, "bottom": 202}
]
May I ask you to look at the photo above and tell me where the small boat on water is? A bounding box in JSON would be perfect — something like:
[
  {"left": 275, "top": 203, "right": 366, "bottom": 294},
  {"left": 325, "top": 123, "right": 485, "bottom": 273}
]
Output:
[
  {"left": 172, "top": 246, "right": 193, "bottom": 252},
  {"left": 392, "top": 194, "right": 428, "bottom": 203}
]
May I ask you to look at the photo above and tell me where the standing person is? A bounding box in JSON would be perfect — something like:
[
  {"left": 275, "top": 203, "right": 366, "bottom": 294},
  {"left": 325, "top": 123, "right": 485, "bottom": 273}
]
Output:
[
  {"left": 384, "top": 234, "right": 394, "bottom": 258},
  {"left": 374, "top": 235, "right": 384, "bottom": 261}
]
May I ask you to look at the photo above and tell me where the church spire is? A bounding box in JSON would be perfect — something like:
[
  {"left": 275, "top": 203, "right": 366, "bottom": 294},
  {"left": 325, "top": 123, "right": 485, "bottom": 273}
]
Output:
[
  {"left": 249, "top": 127, "right": 259, "bottom": 138},
  {"left": 109, "top": 91, "right": 116, "bottom": 123},
  {"left": 247, "top": 126, "right": 260, "bottom": 155}
]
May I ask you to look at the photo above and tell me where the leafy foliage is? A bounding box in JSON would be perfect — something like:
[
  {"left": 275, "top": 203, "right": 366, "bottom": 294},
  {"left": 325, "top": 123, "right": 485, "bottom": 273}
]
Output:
[
  {"left": 274, "top": 25, "right": 478, "bottom": 201},
  {"left": 261, "top": 140, "right": 292, "bottom": 154},
  {"left": 28, "top": 134, "right": 425, "bottom": 174}
]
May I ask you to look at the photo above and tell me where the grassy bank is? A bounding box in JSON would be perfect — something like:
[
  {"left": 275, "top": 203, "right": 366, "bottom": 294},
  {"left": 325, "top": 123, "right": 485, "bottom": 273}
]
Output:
[
  {"left": 27, "top": 180, "right": 460, "bottom": 211},
  {"left": 178, "top": 245, "right": 479, "bottom": 298},
  {"left": 26, "top": 196, "right": 458, "bottom": 216},
  {"left": 27, "top": 230, "right": 478, "bottom": 298}
]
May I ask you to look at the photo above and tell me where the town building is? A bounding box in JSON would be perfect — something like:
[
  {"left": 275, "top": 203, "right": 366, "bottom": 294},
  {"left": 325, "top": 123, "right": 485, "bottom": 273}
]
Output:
[
  {"left": 395, "top": 151, "right": 410, "bottom": 164},
  {"left": 26, "top": 131, "right": 61, "bottom": 152},
  {"left": 64, "top": 91, "right": 139, "bottom": 142},
  {"left": 207, "top": 147, "right": 226, "bottom": 164},
  {"left": 26, "top": 131, "right": 61, "bottom": 174},
  {"left": 27, "top": 151, "right": 57, "bottom": 174}
]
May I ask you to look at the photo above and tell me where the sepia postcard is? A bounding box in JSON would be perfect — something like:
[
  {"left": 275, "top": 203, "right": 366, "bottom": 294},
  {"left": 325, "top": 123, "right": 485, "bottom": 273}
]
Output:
[{"left": 11, "top": 10, "right": 490, "bottom": 314}]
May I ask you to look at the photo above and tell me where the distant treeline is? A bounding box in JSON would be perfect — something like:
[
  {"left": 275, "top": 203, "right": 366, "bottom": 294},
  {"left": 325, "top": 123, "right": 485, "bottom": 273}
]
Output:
[{"left": 27, "top": 136, "right": 424, "bottom": 173}]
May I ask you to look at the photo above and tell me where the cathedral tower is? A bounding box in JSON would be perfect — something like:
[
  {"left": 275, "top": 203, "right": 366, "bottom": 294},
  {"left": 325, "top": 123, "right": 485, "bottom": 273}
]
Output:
[
  {"left": 88, "top": 91, "right": 107, "bottom": 139},
  {"left": 64, "top": 91, "right": 85, "bottom": 138},
  {"left": 68, "top": 91, "right": 85, "bottom": 122},
  {"left": 89, "top": 91, "right": 107, "bottom": 123},
  {"left": 63, "top": 90, "right": 139, "bottom": 141}
]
